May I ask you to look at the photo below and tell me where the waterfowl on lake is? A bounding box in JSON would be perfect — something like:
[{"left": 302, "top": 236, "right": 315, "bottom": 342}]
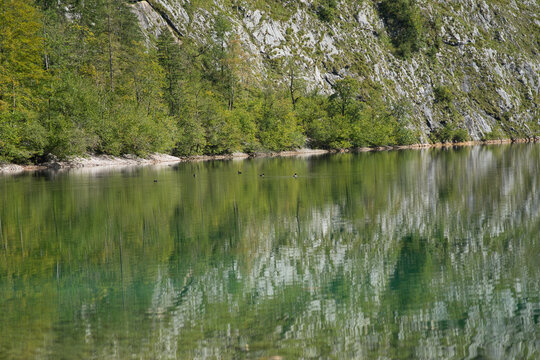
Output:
[
  {"left": 259, "top": 173, "right": 265, "bottom": 177},
  {"left": 293, "top": 173, "right": 298, "bottom": 178},
  {"left": 238, "top": 170, "right": 242, "bottom": 174},
  {"left": 153, "top": 179, "right": 158, "bottom": 183}
]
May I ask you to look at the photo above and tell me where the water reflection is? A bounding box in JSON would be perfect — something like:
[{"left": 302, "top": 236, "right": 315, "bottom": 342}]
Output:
[{"left": 0, "top": 144, "right": 539, "bottom": 359}]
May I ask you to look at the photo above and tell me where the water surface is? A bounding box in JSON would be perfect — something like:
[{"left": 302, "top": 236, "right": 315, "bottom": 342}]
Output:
[{"left": 1, "top": 145, "right": 539, "bottom": 359}]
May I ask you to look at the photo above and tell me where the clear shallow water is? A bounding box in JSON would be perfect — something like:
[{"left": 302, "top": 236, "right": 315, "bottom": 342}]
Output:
[{"left": 0, "top": 145, "right": 539, "bottom": 359}]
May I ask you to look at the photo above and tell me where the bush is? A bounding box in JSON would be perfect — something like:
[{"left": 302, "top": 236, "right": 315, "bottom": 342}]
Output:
[
  {"left": 43, "top": 74, "right": 102, "bottom": 158},
  {"left": 350, "top": 109, "right": 397, "bottom": 147},
  {"left": 434, "top": 85, "right": 453, "bottom": 104},
  {"left": 452, "top": 128, "right": 469, "bottom": 143},
  {"left": 379, "top": 0, "right": 423, "bottom": 58},
  {"left": 433, "top": 122, "right": 469, "bottom": 143},
  {"left": 390, "top": 100, "right": 418, "bottom": 145},
  {"left": 316, "top": 0, "right": 337, "bottom": 23},
  {"left": 256, "top": 96, "right": 305, "bottom": 151},
  {"left": 0, "top": 111, "right": 46, "bottom": 163},
  {"left": 395, "top": 126, "right": 418, "bottom": 145},
  {"left": 175, "top": 116, "right": 206, "bottom": 156},
  {"left": 482, "top": 127, "right": 505, "bottom": 141},
  {"left": 229, "top": 107, "right": 259, "bottom": 153},
  {"left": 297, "top": 96, "right": 347, "bottom": 149}
]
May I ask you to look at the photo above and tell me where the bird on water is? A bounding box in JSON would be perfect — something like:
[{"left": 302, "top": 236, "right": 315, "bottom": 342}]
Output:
[{"left": 293, "top": 173, "right": 297, "bottom": 178}]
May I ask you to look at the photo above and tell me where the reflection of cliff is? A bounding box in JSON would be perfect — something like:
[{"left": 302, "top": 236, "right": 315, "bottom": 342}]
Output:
[
  {"left": 0, "top": 145, "right": 539, "bottom": 358},
  {"left": 143, "top": 146, "right": 540, "bottom": 359}
]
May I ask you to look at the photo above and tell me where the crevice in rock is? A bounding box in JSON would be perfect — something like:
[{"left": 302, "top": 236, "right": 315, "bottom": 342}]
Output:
[{"left": 136, "top": 0, "right": 184, "bottom": 38}]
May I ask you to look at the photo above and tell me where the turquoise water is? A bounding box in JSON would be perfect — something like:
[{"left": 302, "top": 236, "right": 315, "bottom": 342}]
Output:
[{"left": 0, "top": 144, "right": 539, "bottom": 359}]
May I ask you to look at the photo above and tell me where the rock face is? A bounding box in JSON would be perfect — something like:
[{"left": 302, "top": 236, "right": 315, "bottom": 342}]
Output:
[{"left": 131, "top": 0, "right": 539, "bottom": 142}]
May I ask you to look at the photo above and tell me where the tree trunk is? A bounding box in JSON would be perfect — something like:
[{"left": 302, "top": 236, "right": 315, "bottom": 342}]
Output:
[
  {"left": 12, "top": 80, "right": 16, "bottom": 111},
  {"left": 43, "top": 23, "right": 49, "bottom": 71},
  {"left": 107, "top": 1, "right": 114, "bottom": 92},
  {"left": 289, "top": 62, "right": 296, "bottom": 110},
  {"left": 229, "top": 80, "right": 234, "bottom": 110}
]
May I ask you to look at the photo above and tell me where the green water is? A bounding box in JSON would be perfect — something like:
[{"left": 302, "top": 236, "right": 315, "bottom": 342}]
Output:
[{"left": 0, "top": 145, "right": 539, "bottom": 359}]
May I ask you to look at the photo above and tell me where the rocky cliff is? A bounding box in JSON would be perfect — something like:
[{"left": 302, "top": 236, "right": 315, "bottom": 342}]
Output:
[{"left": 130, "top": 0, "right": 539, "bottom": 142}]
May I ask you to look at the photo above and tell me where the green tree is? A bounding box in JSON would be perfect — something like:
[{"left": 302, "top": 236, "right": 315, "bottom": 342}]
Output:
[
  {"left": 330, "top": 77, "right": 360, "bottom": 117},
  {"left": 203, "top": 14, "right": 232, "bottom": 88},
  {"left": 0, "top": 0, "right": 48, "bottom": 162},
  {"left": 0, "top": 0, "right": 47, "bottom": 112},
  {"left": 256, "top": 86, "right": 304, "bottom": 151},
  {"left": 157, "top": 31, "right": 183, "bottom": 116}
]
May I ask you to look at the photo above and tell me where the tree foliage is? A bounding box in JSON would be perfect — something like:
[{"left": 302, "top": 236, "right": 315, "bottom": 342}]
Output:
[{"left": 0, "top": 0, "right": 48, "bottom": 162}]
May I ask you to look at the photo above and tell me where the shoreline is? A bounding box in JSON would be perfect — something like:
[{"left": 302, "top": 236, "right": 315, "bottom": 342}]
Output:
[{"left": 1, "top": 138, "right": 538, "bottom": 175}]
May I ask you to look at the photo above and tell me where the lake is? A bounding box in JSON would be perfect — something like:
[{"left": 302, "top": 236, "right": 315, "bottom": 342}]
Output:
[{"left": 0, "top": 144, "right": 539, "bottom": 359}]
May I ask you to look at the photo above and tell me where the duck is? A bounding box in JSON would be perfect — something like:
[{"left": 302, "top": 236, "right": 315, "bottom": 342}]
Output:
[
  {"left": 259, "top": 173, "right": 265, "bottom": 177},
  {"left": 238, "top": 170, "right": 242, "bottom": 174},
  {"left": 153, "top": 179, "right": 158, "bottom": 183},
  {"left": 293, "top": 173, "right": 298, "bottom": 178}
]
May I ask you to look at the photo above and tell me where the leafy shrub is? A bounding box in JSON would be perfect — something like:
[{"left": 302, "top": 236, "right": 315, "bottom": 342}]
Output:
[
  {"left": 378, "top": 0, "right": 423, "bottom": 58},
  {"left": 256, "top": 96, "right": 305, "bottom": 151},
  {"left": 452, "top": 128, "right": 469, "bottom": 143},
  {"left": 395, "top": 127, "right": 418, "bottom": 145},
  {"left": 390, "top": 100, "right": 418, "bottom": 145},
  {"left": 229, "top": 107, "right": 259, "bottom": 153},
  {"left": 434, "top": 85, "right": 453, "bottom": 104},
  {"left": 316, "top": 0, "right": 337, "bottom": 23},
  {"left": 0, "top": 111, "right": 46, "bottom": 163},
  {"left": 482, "top": 127, "right": 505, "bottom": 141},
  {"left": 43, "top": 74, "right": 101, "bottom": 158},
  {"left": 433, "top": 122, "right": 469, "bottom": 143}
]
